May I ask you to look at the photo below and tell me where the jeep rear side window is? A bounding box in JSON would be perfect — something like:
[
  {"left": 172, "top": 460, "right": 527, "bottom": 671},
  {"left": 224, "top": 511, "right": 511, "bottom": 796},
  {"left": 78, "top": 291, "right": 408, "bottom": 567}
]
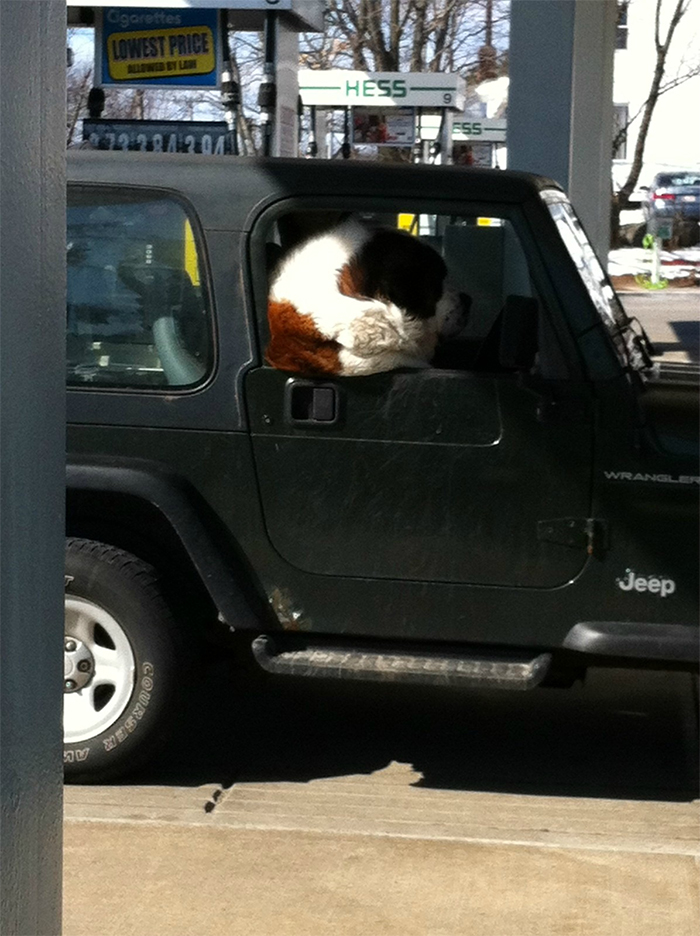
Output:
[{"left": 67, "top": 188, "right": 212, "bottom": 390}]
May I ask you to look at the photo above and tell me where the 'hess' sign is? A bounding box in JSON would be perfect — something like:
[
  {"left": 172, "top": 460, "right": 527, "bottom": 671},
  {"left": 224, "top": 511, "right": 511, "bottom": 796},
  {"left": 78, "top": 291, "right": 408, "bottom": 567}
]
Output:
[{"left": 299, "top": 70, "right": 465, "bottom": 109}]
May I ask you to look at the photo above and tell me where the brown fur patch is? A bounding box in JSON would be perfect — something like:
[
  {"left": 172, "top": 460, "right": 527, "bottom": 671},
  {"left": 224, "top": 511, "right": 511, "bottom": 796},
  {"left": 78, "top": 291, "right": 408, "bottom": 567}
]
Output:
[
  {"left": 337, "top": 258, "right": 368, "bottom": 299},
  {"left": 266, "top": 299, "right": 342, "bottom": 375}
]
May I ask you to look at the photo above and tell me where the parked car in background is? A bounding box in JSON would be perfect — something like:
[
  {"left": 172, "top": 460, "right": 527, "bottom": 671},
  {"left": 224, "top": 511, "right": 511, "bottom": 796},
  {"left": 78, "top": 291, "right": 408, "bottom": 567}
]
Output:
[{"left": 641, "top": 171, "right": 700, "bottom": 242}]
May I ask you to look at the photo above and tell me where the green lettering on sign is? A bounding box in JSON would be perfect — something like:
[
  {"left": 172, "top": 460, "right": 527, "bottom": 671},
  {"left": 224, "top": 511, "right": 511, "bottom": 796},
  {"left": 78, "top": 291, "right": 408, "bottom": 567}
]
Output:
[{"left": 377, "top": 79, "right": 391, "bottom": 97}]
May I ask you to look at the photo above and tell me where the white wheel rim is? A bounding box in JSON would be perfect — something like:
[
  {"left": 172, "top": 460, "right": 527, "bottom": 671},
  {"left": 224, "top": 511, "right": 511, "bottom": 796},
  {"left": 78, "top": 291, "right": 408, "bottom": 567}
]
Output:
[{"left": 64, "top": 596, "right": 136, "bottom": 744}]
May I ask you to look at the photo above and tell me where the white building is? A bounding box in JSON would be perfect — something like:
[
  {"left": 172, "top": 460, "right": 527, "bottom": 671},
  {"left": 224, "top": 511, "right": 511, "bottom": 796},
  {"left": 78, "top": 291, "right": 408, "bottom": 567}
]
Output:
[{"left": 612, "top": 0, "right": 700, "bottom": 192}]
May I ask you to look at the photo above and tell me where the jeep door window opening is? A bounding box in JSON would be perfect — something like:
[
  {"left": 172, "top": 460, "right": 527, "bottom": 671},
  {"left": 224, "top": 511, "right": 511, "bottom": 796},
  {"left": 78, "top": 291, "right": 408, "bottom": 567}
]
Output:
[
  {"left": 67, "top": 187, "right": 213, "bottom": 390},
  {"left": 262, "top": 208, "right": 544, "bottom": 379}
]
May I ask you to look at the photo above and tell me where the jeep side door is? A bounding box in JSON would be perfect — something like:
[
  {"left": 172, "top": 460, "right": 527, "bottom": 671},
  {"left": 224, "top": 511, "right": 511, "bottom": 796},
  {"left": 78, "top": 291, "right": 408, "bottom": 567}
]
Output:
[{"left": 245, "top": 200, "right": 594, "bottom": 603}]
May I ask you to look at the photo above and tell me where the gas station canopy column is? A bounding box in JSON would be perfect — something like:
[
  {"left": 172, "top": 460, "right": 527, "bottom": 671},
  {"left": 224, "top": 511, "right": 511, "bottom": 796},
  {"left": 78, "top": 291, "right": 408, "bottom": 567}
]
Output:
[{"left": 507, "top": 0, "right": 617, "bottom": 262}]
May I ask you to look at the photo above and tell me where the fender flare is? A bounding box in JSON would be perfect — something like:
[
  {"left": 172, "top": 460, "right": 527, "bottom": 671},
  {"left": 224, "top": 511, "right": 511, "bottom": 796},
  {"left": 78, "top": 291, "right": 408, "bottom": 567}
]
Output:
[{"left": 66, "top": 459, "right": 262, "bottom": 630}]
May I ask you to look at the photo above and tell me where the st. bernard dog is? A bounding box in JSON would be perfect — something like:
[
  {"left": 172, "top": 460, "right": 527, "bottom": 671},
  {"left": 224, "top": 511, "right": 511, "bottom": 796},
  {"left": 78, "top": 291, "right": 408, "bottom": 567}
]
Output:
[{"left": 266, "top": 219, "right": 468, "bottom": 376}]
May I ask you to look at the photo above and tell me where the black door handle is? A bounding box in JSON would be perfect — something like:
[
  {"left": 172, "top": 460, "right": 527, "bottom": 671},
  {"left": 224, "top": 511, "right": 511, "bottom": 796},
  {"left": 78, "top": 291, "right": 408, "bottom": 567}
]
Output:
[{"left": 285, "top": 380, "right": 339, "bottom": 425}]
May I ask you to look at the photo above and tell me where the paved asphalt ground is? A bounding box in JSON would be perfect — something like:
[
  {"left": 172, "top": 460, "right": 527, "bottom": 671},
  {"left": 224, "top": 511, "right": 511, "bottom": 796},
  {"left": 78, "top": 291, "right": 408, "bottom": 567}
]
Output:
[
  {"left": 63, "top": 286, "right": 699, "bottom": 936},
  {"left": 64, "top": 661, "right": 699, "bottom": 936},
  {"left": 618, "top": 289, "right": 699, "bottom": 363}
]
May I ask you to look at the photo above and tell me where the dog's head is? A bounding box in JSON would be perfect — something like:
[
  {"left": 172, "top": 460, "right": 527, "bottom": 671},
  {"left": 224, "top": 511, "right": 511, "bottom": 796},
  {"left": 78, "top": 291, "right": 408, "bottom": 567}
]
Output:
[{"left": 353, "top": 228, "right": 450, "bottom": 321}]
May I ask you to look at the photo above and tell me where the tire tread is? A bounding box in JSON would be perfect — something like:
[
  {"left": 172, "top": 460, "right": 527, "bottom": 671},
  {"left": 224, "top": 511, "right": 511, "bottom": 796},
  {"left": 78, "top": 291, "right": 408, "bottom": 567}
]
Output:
[
  {"left": 66, "top": 537, "right": 175, "bottom": 622},
  {"left": 64, "top": 537, "right": 185, "bottom": 782}
]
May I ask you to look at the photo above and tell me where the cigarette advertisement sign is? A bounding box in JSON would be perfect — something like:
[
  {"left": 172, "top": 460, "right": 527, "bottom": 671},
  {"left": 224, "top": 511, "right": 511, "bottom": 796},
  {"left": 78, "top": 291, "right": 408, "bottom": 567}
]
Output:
[
  {"left": 352, "top": 107, "right": 415, "bottom": 146},
  {"left": 97, "top": 7, "right": 220, "bottom": 88}
]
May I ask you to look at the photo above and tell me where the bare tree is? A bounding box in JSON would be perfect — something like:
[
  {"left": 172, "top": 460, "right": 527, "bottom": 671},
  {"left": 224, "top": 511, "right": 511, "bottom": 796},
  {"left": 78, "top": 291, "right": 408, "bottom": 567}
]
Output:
[
  {"left": 302, "top": 0, "right": 509, "bottom": 75},
  {"left": 66, "top": 60, "right": 93, "bottom": 146},
  {"left": 296, "top": 0, "right": 509, "bottom": 158},
  {"left": 227, "top": 47, "right": 260, "bottom": 155},
  {"left": 611, "top": 0, "right": 698, "bottom": 242},
  {"left": 611, "top": 64, "right": 700, "bottom": 159},
  {"left": 226, "top": 29, "right": 266, "bottom": 154}
]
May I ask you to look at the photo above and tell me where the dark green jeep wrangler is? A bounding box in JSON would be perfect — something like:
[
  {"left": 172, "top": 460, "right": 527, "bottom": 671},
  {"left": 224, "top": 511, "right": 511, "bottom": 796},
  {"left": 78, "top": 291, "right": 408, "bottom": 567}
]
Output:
[{"left": 64, "top": 152, "right": 699, "bottom": 782}]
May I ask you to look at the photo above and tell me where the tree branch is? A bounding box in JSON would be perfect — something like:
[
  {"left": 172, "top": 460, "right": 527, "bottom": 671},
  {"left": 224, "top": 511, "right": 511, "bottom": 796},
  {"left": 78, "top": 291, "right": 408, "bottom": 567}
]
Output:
[{"left": 616, "top": 0, "right": 689, "bottom": 207}]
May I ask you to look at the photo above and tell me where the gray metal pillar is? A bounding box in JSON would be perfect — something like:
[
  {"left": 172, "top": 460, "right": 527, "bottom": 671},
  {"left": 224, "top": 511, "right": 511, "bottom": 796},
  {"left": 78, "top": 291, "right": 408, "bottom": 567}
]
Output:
[
  {"left": 274, "top": 17, "right": 300, "bottom": 157},
  {"left": 508, "top": 0, "right": 576, "bottom": 187},
  {"left": 313, "top": 109, "right": 329, "bottom": 159},
  {"left": 508, "top": 0, "right": 616, "bottom": 262},
  {"left": 0, "top": 1, "right": 66, "bottom": 933},
  {"left": 568, "top": 0, "right": 617, "bottom": 264}
]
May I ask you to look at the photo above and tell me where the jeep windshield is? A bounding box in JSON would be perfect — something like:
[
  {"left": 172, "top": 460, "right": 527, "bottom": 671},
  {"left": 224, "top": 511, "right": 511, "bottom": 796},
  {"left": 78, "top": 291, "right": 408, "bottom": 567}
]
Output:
[{"left": 540, "top": 189, "right": 654, "bottom": 374}]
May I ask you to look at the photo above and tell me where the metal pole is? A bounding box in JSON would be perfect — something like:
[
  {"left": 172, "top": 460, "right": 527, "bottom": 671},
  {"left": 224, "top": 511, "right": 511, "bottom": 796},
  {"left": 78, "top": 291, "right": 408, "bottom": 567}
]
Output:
[
  {"left": 414, "top": 108, "right": 423, "bottom": 163},
  {"left": 0, "top": 1, "right": 66, "bottom": 934},
  {"left": 341, "top": 107, "right": 351, "bottom": 158},
  {"left": 220, "top": 11, "right": 240, "bottom": 156},
  {"left": 259, "top": 11, "right": 277, "bottom": 156},
  {"left": 307, "top": 105, "right": 318, "bottom": 157}
]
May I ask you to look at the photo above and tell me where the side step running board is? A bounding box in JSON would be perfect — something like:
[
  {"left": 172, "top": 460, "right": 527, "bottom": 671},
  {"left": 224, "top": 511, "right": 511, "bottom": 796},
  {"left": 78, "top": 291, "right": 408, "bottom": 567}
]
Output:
[{"left": 251, "top": 636, "right": 552, "bottom": 691}]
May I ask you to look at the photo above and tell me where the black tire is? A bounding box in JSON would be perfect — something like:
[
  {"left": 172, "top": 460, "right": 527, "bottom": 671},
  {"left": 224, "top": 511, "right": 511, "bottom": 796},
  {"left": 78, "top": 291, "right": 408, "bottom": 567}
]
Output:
[{"left": 63, "top": 538, "right": 185, "bottom": 783}]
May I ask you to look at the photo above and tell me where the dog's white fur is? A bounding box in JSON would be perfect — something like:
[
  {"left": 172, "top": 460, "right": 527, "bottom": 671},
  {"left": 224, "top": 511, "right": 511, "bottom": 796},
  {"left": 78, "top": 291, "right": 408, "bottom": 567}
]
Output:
[{"left": 269, "top": 219, "right": 462, "bottom": 376}]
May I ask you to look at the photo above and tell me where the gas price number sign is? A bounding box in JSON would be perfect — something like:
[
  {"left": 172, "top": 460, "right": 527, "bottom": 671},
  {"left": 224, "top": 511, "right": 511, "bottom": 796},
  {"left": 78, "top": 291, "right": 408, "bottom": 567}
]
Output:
[{"left": 83, "top": 119, "right": 232, "bottom": 155}]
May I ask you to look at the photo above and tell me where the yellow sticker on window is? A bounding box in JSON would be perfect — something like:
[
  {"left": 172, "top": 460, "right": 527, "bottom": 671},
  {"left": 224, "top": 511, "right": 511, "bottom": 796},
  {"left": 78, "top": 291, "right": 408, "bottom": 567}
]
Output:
[
  {"left": 397, "top": 213, "right": 418, "bottom": 235},
  {"left": 184, "top": 220, "right": 200, "bottom": 287}
]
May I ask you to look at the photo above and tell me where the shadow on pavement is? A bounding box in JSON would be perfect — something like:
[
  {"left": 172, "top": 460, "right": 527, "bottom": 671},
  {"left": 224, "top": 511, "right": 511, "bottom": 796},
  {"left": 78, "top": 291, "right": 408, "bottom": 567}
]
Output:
[
  {"left": 668, "top": 321, "right": 700, "bottom": 360},
  {"left": 653, "top": 322, "right": 700, "bottom": 361},
  {"left": 128, "top": 653, "right": 699, "bottom": 803}
]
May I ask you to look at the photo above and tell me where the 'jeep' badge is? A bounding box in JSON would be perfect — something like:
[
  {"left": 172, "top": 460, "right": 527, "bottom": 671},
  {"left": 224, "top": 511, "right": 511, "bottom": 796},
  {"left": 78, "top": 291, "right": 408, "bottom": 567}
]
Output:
[{"left": 617, "top": 570, "right": 676, "bottom": 597}]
